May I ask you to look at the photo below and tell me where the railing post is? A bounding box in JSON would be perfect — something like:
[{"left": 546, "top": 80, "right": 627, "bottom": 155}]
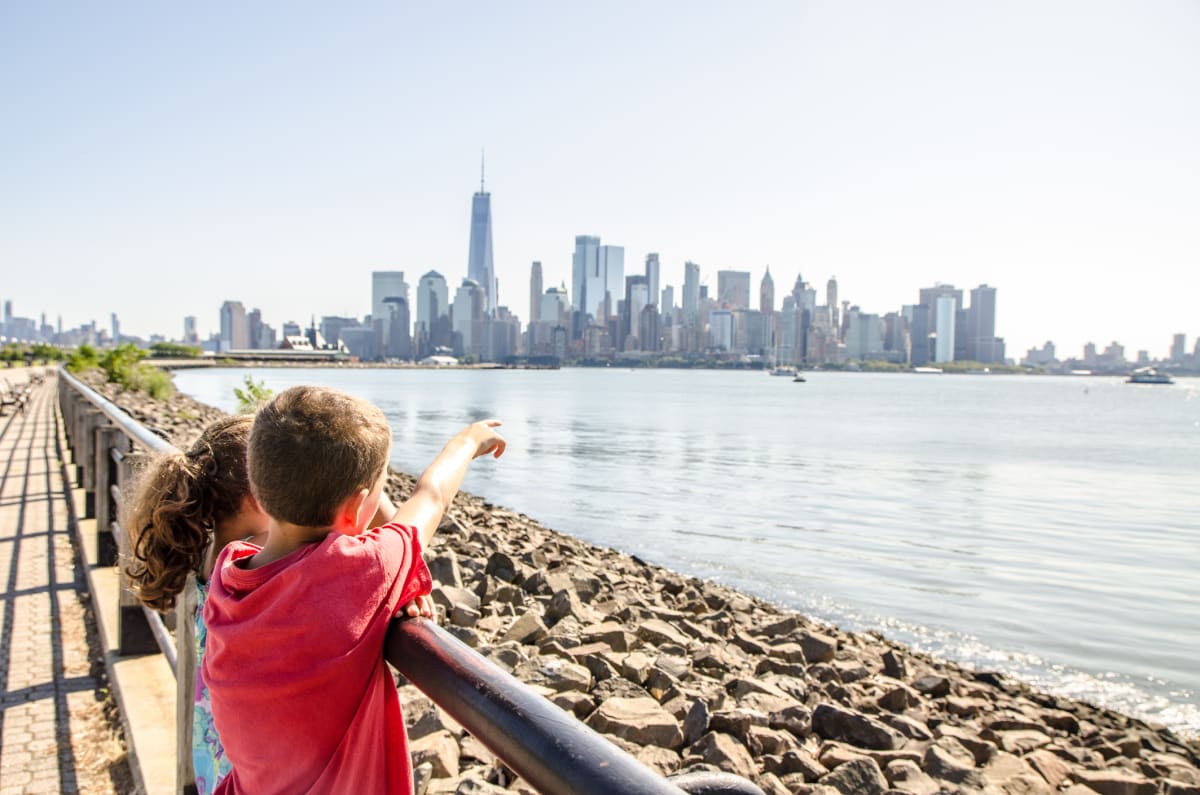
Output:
[
  {"left": 80, "top": 409, "right": 104, "bottom": 518},
  {"left": 94, "top": 426, "right": 127, "bottom": 567},
  {"left": 115, "top": 511, "right": 159, "bottom": 656},
  {"left": 175, "top": 576, "right": 199, "bottom": 795}
]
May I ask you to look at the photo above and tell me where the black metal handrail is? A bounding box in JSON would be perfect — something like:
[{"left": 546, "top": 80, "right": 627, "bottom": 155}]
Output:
[{"left": 387, "top": 619, "right": 764, "bottom": 795}]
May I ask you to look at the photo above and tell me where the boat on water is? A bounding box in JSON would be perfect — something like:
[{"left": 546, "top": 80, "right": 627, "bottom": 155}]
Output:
[
  {"left": 793, "top": 374, "right": 806, "bottom": 383},
  {"left": 1127, "top": 368, "right": 1174, "bottom": 385},
  {"left": 769, "top": 366, "right": 797, "bottom": 377}
]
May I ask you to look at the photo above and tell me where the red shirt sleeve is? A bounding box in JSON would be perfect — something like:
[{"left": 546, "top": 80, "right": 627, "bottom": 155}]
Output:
[{"left": 356, "top": 522, "right": 433, "bottom": 616}]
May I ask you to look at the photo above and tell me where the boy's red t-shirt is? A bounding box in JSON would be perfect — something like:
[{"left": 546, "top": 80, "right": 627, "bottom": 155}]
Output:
[{"left": 201, "top": 522, "right": 432, "bottom": 795}]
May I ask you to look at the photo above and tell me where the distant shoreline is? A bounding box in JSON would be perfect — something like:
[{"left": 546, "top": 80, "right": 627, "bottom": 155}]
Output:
[{"left": 147, "top": 357, "right": 1200, "bottom": 378}]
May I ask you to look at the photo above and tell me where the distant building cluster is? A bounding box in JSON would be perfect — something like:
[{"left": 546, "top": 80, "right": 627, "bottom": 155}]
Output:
[
  {"left": 1022, "top": 333, "right": 1200, "bottom": 375},
  {"left": 2, "top": 168, "right": 1194, "bottom": 372}
]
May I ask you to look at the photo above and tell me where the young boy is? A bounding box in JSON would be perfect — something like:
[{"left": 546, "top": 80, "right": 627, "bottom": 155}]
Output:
[{"left": 202, "top": 385, "right": 505, "bottom": 794}]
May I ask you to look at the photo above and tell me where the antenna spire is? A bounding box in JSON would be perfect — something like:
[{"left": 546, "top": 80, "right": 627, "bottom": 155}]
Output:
[{"left": 480, "top": 148, "right": 485, "bottom": 193}]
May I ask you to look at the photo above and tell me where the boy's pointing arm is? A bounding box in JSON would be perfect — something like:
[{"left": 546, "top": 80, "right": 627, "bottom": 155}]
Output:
[{"left": 389, "top": 420, "right": 506, "bottom": 547}]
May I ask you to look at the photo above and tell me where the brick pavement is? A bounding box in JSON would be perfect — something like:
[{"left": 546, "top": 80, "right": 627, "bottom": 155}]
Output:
[{"left": 0, "top": 376, "right": 129, "bottom": 794}]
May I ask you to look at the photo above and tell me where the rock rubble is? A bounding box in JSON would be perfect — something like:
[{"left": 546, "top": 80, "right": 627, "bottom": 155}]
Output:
[{"left": 88, "top": 373, "right": 1200, "bottom": 795}]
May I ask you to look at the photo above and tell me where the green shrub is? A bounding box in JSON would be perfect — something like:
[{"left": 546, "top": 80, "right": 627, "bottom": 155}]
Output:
[
  {"left": 65, "top": 344, "right": 101, "bottom": 373},
  {"left": 99, "top": 343, "right": 147, "bottom": 388},
  {"left": 136, "top": 367, "right": 176, "bottom": 400},
  {"left": 233, "top": 376, "right": 273, "bottom": 414}
]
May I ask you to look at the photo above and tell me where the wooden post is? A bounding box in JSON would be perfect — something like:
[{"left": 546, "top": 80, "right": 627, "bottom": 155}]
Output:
[
  {"left": 94, "top": 426, "right": 126, "bottom": 567},
  {"left": 175, "top": 575, "right": 199, "bottom": 795}
]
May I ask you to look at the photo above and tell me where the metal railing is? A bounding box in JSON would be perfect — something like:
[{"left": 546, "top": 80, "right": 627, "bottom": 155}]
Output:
[{"left": 58, "top": 366, "right": 764, "bottom": 795}]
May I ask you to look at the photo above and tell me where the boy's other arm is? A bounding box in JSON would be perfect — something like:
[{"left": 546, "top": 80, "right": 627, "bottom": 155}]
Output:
[{"left": 389, "top": 420, "right": 506, "bottom": 547}]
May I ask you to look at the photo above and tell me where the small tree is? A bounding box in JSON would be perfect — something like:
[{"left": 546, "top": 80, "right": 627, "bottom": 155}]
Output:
[{"left": 233, "top": 376, "right": 273, "bottom": 414}]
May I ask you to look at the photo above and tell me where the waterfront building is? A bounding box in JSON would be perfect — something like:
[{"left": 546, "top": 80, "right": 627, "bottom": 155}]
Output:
[
  {"left": 845, "top": 307, "right": 884, "bottom": 361},
  {"left": 1021, "top": 341, "right": 1057, "bottom": 367},
  {"left": 934, "top": 296, "right": 956, "bottom": 363},
  {"left": 708, "top": 309, "right": 734, "bottom": 352},
  {"left": 415, "top": 271, "right": 451, "bottom": 358},
  {"left": 882, "top": 311, "right": 909, "bottom": 361},
  {"left": 1171, "top": 333, "right": 1186, "bottom": 362},
  {"left": 281, "top": 321, "right": 302, "bottom": 338},
  {"left": 639, "top": 304, "right": 661, "bottom": 353},
  {"left": 372, "top": 271, "right": 409, "bottom": 355},
  {"left": 319, "top": 316, "right": 360, "bottom": 347},
  {"left": 827, "top": 277, "right": 839, "bottom": 341},
  {"left": 644, "top": 253, "right": 660, "bottom": 311},
  {"left": 600, "top": 245, "right": 625, "bottom": 324},
  {"left": 622, "top": 275, "right": 649, "bottom": 350},
  {"left": 467, "top": 165, "right": 495, "bottom": 315},
  {"left": 183, "top": 316, "right": 198, "bottom": 345},
  {"left": 682, "top": 262, "right": 700, "bottom": 328},
  {"left": 111, "top": 313, "right": 120, "bottom": 343},
  {"left": 572, "top": 235, "right": 601, "bottom": 335},
  {"left": 760, "top": 268, "right": 774, "bottom": 314},
  {"left": 219, "top": 300, "right": 249, "bottom": 351},
  {"left": 340, "top": 325, "right": 375, "bottom": 360},
  {"left": 739, "top": 309, "right": 770, "bottom": 356},
  {"left": 717, "top": 270, "right": 751, "bottom": 309},
  {"left": 966, "top": 284, "right": 1005, "bottom": 363},
  {"left": 529, "top": 261, "right": 543, "bottom": 324},
  {"left": 452, "top": 278, "right": 485, "bottom": 357},
  {"left": 661, "top": 285, "right": 674, "bottom": 317}
]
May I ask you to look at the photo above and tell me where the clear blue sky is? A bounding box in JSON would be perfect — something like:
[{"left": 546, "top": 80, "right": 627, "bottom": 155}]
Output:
[{"left": 3, "top": 1, "right": 1198, "bottom": 358}]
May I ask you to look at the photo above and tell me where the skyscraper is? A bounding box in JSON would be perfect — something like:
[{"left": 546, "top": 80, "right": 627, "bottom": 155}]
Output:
[
  {"left": 571, "top": 235, "right": 601, "bottom": 334},
  {"left": 110, "top": 313, "right": 120, "bottom": 343},
  {"left": 183, "top": 316, "right": 198, "bottom": 345},
  {"left": 372, "top": 271, "right": 409, "bottom": 354},
  {"left": 467, "top": 160, "right": 495, "bottom": 316},
  {"left": 452, "top": 278, "right": 485, "bottom": 356},
  {"left": 827, "top": 277, "right": 839, "bottom": 340},
  {"left": 717, "top": 271, "right": 751, "bottom": 309},
  {"left": 529, "top": 261, "right": 543, "bottom": 324},
  {"left": 760, "top": 268, "right": 775, "bottom": 314},
  {"left": 644, "top": 253, "right": 660, "bottom": 308},
  {"left": 682, "top": 262, "right": 700, "bottom": 327},
  {"left": 935, "top": 296, "right": 956, "bottom": 363},
  {"left": 599, "top": 245, "right": 625, "bottom": 321},
  {"left": 967, "top": 284, "right": 1004, "bottom": 363},
  {"left": 219, "top": 301, "right": 249, "bottom": 351}
]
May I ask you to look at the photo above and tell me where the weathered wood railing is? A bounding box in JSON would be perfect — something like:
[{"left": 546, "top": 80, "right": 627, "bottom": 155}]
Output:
[{"left": 58, "top": 366, "right": 764, "bottom": 795}]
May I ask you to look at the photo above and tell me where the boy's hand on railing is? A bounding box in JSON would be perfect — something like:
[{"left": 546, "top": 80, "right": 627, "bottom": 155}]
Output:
[
  {"left": 464, "top": 419, "right": 506, "bottom": 460},
  {"left": 398, "top": 593, "right": 435, "bottom": 620}
]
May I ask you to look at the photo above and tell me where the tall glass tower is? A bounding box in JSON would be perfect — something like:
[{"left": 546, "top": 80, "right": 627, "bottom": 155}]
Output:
[{"left": 467, "top": 156, "right": 495, "bottom": 316}]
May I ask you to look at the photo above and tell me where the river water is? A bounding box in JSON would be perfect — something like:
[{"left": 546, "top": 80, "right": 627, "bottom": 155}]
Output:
[{"left": 172, "top": 367, "right": 1200, "bottom": 736}]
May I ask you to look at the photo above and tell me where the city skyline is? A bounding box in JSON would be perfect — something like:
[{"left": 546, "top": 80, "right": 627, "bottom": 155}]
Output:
[{"left": 3, "top": 3, "right": 1198, "bottom": 356}]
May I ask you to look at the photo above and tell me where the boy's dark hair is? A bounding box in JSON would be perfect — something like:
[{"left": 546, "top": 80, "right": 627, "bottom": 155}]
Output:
[{"left": 248, "top": 386, "right": 391, "bottom": 527}]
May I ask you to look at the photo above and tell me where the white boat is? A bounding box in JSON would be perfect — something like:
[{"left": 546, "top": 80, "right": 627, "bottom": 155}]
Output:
[
  {"left": 769, "top": 366, "right": 797, "bottom": 377},
  {"left": 1127, "top": 368, "right": 1173, "bottom": 385}
]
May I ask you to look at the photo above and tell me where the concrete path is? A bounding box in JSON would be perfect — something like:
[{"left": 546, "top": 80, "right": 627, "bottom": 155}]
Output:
[{"left": 0, "top": 376, "right": 129, "bottom": 794}]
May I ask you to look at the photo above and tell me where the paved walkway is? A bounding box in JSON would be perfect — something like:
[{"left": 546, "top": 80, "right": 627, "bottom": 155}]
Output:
[{"left": 0, "top": 376, "right": 129, "bottom": 794}]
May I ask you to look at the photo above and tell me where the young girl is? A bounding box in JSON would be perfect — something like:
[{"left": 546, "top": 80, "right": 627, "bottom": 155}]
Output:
[
  {"left": 124, "top": 415, "right": 266, "bottom": 795},
  {"left": 124, "top": 415, "right": 431, "bottom": 795}
]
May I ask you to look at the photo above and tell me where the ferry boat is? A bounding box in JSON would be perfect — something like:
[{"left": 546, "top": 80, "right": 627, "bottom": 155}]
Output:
[
  {"left": 1127, "top": 368, "right": 1174, "bottom": 385},
  {"left": 769, "top": 366, "right": 797, "bottom": 377}
]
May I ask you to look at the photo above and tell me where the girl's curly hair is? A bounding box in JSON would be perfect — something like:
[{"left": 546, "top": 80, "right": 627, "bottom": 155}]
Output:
[{"left": 123, "top": 415, "right": 253, "bottom": 612}]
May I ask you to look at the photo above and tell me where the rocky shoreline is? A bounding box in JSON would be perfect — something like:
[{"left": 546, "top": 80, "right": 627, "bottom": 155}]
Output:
[{"left": 87, "top": 372, "right": 1200, "bottom": 795}]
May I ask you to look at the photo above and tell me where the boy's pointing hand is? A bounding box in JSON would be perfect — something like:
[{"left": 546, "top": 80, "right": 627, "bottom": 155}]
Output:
[{"left": 466, "top": 419, "right": 506, "bottom": 460}]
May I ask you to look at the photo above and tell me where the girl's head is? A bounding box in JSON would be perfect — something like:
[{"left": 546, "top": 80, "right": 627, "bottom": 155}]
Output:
[{"left": 124, "top": 415, "right": 256, "bottom": 612}]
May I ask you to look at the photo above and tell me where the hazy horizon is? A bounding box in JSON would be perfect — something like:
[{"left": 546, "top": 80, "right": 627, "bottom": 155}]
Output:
[{"left": 3, "top": 1, "right": 1198, "bottom": 358}]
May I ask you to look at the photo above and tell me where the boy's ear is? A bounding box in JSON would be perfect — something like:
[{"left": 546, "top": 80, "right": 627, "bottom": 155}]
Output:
[{"left": 338, "top": 487, "right": 371, "bottom": 534}]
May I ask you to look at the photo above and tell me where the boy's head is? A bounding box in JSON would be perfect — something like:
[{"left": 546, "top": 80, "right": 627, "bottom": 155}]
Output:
[{"left": 248, "top": 386, "right": 391, "bottom": 529}]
